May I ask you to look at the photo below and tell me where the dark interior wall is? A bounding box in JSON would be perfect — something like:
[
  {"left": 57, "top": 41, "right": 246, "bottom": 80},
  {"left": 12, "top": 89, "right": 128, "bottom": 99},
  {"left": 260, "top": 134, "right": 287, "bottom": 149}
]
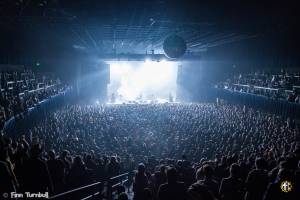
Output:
[
  {"left": 76, "top": 59, "right": 109, "bottom": 102},
  {"left": 4, "top": 27, "right": 113, "bottom": 88},
  {"left": 201, "top": 32, "right": 300, "bottom": 70},
  {"left": 0, "top": 25, "right": 82, "bottom": 83},
  {"left": 20, "top": 52, "right": 81, "bottom": 84},
  {"left": 177, "top": 61, "right": 232, "bottom": 101},
  {"left": 0, "top": 28, "right": 14, "bottom": 64}
]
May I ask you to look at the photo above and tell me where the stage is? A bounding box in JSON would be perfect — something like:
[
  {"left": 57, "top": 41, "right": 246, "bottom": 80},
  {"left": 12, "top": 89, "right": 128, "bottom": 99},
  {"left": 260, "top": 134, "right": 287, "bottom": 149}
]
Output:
[{"left": 106, "top": 97, "right": 179, "bottom": 105}]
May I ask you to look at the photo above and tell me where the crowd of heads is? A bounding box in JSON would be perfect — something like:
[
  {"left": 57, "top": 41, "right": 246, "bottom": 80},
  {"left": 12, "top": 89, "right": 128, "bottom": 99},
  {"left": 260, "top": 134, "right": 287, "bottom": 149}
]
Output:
[
  {"left": 217, "top": 70, "right": 300, "bottom": 102},
  {"left": 0, "top": 102, "right": 299, "bottom": 199},
  {"left": 0, "top": 70, "right": 64, "bottom": 129}
]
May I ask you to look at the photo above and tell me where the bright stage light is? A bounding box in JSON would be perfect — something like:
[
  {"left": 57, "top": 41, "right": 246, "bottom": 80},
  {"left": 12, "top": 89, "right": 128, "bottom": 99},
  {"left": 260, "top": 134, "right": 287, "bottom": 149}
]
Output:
[{"left": 108, "top": 61, "right": 178, "bottom": 102}]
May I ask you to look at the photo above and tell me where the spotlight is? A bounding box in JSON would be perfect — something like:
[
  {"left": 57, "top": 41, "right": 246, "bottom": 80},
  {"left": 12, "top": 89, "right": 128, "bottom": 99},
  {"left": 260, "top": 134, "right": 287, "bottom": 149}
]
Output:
[{"left": 160, "top": 59, "right": 167, "bottom": 63}]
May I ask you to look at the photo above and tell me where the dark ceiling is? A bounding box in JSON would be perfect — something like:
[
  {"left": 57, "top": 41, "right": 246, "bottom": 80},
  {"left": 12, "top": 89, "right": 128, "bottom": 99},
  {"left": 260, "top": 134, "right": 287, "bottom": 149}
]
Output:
[{"left": 0, "top": 0, "right": 299, "bottom": 62}]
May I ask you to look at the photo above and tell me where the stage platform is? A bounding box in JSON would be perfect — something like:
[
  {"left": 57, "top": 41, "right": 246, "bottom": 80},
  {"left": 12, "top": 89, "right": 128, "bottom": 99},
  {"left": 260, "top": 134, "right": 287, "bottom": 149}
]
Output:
[{"left": 106, "top": 98, "right": 179, "bottom": 105}]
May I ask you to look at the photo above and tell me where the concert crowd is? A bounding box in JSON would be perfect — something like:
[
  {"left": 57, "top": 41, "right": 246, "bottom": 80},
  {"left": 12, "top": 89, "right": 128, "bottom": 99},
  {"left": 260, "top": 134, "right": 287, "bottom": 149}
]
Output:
[
  {"left": 0, "top": 70, "right": 64, "bottom": 130},
  {"left": 0, "top": 103, "right": 299, "bottom": 200}
]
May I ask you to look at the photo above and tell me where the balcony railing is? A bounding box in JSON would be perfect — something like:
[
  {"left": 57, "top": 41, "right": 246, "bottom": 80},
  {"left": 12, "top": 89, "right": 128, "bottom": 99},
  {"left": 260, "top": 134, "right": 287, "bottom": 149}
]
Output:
[
  {"left": 49, "top": 181, "right": 103, "bottom": 200},
  {"left": 48, "top": 171, "right": 132, "bottom": 200}
]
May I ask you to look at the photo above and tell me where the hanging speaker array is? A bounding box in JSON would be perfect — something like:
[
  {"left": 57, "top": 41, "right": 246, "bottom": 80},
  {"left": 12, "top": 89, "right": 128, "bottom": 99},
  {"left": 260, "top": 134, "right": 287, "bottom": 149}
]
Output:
[{"left": 163, "top": 35, "right": 187, "bottom": 59}]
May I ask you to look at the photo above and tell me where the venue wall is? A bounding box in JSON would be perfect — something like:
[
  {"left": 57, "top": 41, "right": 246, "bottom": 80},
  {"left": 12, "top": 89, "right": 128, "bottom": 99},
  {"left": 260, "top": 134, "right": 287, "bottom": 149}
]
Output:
[
  {"left": 214, "top": 88, "right": 300, "bottom": 119},
  {"left": 76, "top": 62, "right": 109, "bottom": 103}
]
